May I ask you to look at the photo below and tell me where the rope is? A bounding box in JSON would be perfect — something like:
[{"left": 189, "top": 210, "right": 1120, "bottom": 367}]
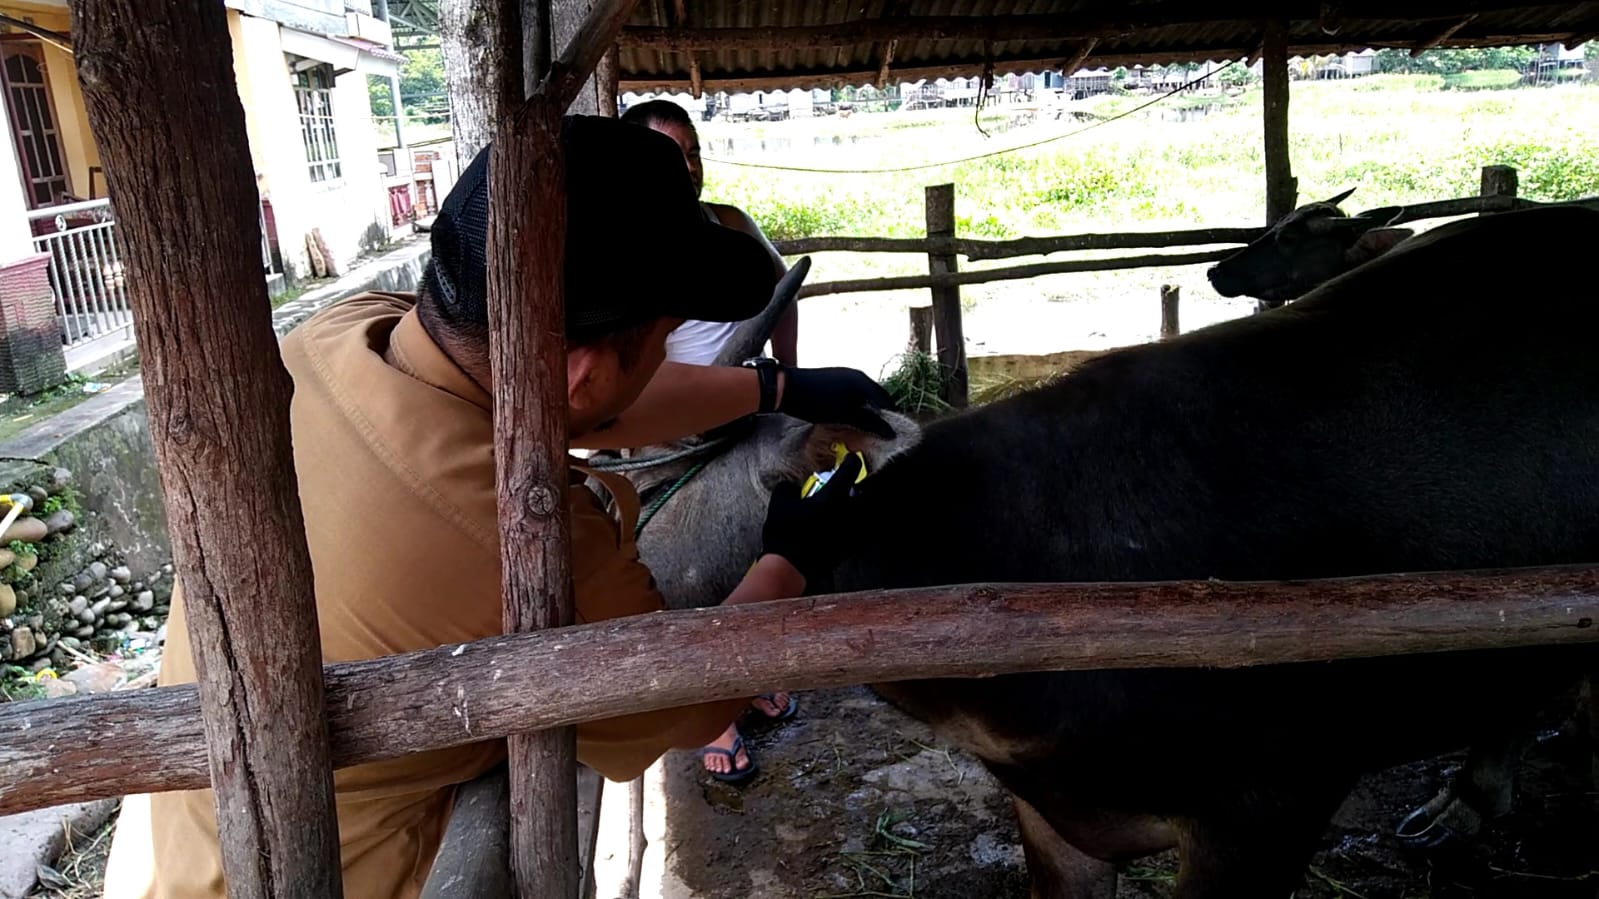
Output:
[
  {"left": 584, "top": 436, "right": 730, "bottom": 473},
  {"left": 698, "top": 60, "right": 1237, "bottom": 176},
  {"left": 634, "top": 459, "right": 710, "bottom": 538}
]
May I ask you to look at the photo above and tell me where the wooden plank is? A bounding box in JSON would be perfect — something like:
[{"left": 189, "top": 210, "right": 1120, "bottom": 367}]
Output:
[
  {"left": 6, "top": 564, "right": 1599, "bottom": 815},
  {"left": 1058, "top": 38, "right": 1098, "bottom": 77},
  {"left": 1262, "top": 18, "right": 1297, "bottom": 229},
  {"left": 925, "top": 184, "right": 967, "bottom": 408},
  {"left": 1160, "top": 284, "right": 1180, "bottom": 340},
  {"left": 492, "top": 2, "right": 642, "bottom": 895},
  {"left": 68, "top": 0, "right": 342, "bottom": 895},
  {"left": 1378, "top": 194, "right": 1599, "bottom": 226},
  {"left": 773, "top": 227, "right": 1264, "bottom": 260},
  {"left": 796, "top": 249, "right": 1237, "bottom": 299}
]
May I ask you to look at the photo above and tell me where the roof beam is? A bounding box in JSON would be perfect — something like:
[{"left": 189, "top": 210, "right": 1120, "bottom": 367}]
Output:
[
  {"left": 1411, "top": 14, "right": 1477, "bottom": 54},
  {"left": 876, "top": 38, "right": 897, "bottom": 88},
  {"left": 1059, "top": 38, "right": 1099, "bottom": 76},
  {"left": 620, "top": 5, "right": 1575, "bottom": 53}
]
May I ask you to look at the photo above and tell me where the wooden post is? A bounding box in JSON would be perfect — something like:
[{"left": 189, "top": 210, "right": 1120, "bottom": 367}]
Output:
[
  {"left": 925, "top": 184, "right": 968, "bottom": 407},
  {"left": 70, "top": 0, "right": 342, "bottom": 896},
  {"left": 1480, "top": 165, "right": 1518, "bottom": 212},
  {"left": 622, "top": 777, "right": 647, "bottom": 899},
  {"left": 1160, "top": 284, "right": 1180, "bottom": 340},
  {"left": 419, "top": 766, "right": 512, "bottom": 899},
  {"left": 908, "top": 305, "right": 933, "bottom": 355},
  {"left": 489, "top": 2, "right": 642, "bottom": 896},
  {"left": 1262, "top": 19, "right": 1296, "bottom": 228}
]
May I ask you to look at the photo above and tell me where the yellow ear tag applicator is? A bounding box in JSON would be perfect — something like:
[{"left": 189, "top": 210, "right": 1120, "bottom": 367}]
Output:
[{"left": 800, "top": 442, "right": 869, "bottom": 499}]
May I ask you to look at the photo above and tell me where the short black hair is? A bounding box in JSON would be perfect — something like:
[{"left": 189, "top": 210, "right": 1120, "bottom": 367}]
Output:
[{"left": 620, "top": 98, "right": 696, "bottom": 132}]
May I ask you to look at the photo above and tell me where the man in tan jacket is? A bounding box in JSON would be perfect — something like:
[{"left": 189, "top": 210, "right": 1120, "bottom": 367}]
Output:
[{"left": 103, "top": 115, "right": 890, "bottom": 899}]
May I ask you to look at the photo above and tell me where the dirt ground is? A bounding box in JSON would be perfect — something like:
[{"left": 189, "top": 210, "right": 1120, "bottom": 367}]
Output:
[{"left": 603, "top": 685, "right": 1599, "bottom": 899}]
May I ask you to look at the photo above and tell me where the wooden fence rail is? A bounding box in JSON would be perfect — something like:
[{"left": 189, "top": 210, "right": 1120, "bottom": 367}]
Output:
[{"left": 5, "top": 563, "right": 1599, "bottom": 816}]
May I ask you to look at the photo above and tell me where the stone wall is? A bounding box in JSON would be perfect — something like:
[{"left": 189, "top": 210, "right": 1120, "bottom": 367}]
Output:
[{"left": 0, "top": 461, "right": 172, "bottom": 674}]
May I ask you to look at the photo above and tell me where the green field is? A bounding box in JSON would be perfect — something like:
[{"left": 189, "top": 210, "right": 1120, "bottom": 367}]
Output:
[{"left": 697, "top": 75, "right": 1599, "bottom": 272}]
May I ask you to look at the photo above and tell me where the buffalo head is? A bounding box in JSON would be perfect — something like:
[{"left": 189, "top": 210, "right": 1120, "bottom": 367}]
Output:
[{"left": 1207, "top": 188, "right": 1413, "bottom": 306}]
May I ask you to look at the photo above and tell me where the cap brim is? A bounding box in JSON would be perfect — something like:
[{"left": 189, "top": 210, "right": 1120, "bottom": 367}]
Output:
[{"left": 657, "top": 222, "right": 779, "bottom": 324}]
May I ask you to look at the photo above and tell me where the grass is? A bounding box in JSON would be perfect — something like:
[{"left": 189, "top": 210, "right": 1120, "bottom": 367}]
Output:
[
  {"left": 696, "top": 76, "right": 1599, "bottom": 293},
  {"left": 0, "top": 355, "right": 141, "bottom": 445},
  {"left": 28, "top": 814, "right": 116, "bottom": 899}
]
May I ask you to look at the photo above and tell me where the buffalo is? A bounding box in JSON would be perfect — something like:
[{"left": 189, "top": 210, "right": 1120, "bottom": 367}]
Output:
[{"left": 603, "top": 205, "right": 1599, "bottom": 897}]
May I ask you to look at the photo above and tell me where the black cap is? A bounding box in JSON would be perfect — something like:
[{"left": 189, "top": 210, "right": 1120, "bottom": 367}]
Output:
[{"left": 424, "top": 115, "right": 776, "bottom": 342}]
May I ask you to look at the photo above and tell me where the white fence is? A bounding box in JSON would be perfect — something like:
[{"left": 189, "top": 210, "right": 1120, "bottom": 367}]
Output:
[{"left": 28, "top": 198, "right": 132, "bottom": 349}]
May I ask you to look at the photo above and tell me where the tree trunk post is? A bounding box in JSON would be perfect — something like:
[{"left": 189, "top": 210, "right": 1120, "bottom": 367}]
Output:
[
  {"left": 489, "top": 2, "right": 642, "bottom": 895},
  {"left": 1262, "top": 19, "right": 1296, "bottom": 229},
  {"left": 908, "top": 305, "right": 933, "bottom": 356},
  {"left": 69, "top": 0, "right": 342, "bottom": 896},
  {"left": 1480, "top": 165, "right": 1518, "bottom": 213},
  {"left": 925, "top": 184, "right": 967, "bottom": 407},
  {"left": 1160, "top": 284, "right": 1180, "bottom": 340}
]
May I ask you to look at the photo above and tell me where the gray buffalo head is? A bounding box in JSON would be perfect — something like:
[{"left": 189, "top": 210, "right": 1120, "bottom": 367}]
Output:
[{"left": 1207, "top": 188, "right": 1413, "bottom": 305}]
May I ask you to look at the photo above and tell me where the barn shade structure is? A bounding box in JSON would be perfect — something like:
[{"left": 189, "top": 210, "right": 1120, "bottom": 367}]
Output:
[{"left": 18, "top": 1, "right": 1599, "bottom": 898}]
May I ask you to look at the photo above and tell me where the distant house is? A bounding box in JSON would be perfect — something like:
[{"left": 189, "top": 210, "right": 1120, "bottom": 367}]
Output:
[{"left": 0, "top": 0, "right": 403, "bottom": 380}]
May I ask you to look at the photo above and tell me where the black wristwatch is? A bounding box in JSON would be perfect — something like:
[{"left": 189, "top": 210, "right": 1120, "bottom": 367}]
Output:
[{"left": 741, "top": 356, "right": 780, "bottom": 414}]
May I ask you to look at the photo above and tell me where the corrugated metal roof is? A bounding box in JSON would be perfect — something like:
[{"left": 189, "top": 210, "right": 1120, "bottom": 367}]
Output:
[{"left": 615, "top": 2, "right": 1599, "bottom": 92}]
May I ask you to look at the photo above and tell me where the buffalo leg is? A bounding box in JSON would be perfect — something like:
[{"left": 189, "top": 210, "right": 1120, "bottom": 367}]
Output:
[
  {"left": 1012, "top": 796, "right": 1116, "bottom": 899},
  {"left": 1395, "top": 733, "right": 1528, "bottom": 850},
  {"left": 1172, "top": 786, "right": 1350, "bottom": 899}
]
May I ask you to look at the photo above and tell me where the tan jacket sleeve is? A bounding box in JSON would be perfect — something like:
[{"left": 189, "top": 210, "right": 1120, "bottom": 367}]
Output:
[{"left": 568, "top": 482, "right": 748, "bottom": 782}]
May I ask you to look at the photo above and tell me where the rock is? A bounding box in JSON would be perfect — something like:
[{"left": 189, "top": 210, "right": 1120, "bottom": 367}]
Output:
[
  {"left": 43, "top": 509, "right": 74, "bottom": 534},
  {"left": 109, "top": 585, "right": 124, "bottom": 599},
  {"left": 26, "top": 485, "right": 48, "bottom": 506},
  {"left": 0, "top": 584, "right": 14, "bottom": 617},
  {"left": 28, "top": 657, "right": 51, "bottom": 673},
  {"left": 133, "top": 591, "right": 155, "bottom": 612},
  {"left": 50, "top": 647, "right": 70, "bottom": 668},
  {"left": 63, "top": 662, "right": 121, "bottom": 694},
  {"left": 89, "top": 562, "right": 107, "bottom": 581},
  {"left": 110, "top": 566, "right": 132, "bottom": 584},
  {"left": 148, "top": 571, "right": 162, "bottom": 584},
  {"left": 0, "top": 549, "right": 14, "bottom": 570},
  {"left": 1, "top": 516, "right": 46, "bottom": 544},
  {"left": 73, "top": 625, "right": 93, "bottom": 638},
  {"left": 120, "top": 621, "right": 138, "bottom": 633},
  {"left": 108, "top": 613, "right": 128, "bottom": 626},
  {"left": 161, "top": 563, "right": 173, "bottom": 575},
  {"left": 15, "top": 552, "right": 36, "bottom": 573},
  {"left": 25, "top": 614, "right": 41, "bottom": 630},
  {"left": 41, "top": 677, "right": 76, "bottom": 698},
  {"left": 75, "top": 609, "right": 95, "bottom": 625},
  {"left": 108, "top": 599, "right": 127, "bottom": 613},
  {"left": 10, "top": 626, "right": 35, "bottom": 658},
  {"left": 141, "top": 617, "right": 159, "bottom": 631},
  {"left": 68, "top": 596, "right": 87, "bottom": 615},
  {"left": 60, "top": 636, "right": 80, "bottom": 650},
  {"left": 88, "top": 583, "right": 110, "bottom": 599},
  {"left": 71, "top": 573, "right": 92, "bottom": 593},
  {"left": 48, "top": 467, "right": 71, "bottom": 493},
  {"left": 90, "top": 597, "right": 111, "bottom": 617}
]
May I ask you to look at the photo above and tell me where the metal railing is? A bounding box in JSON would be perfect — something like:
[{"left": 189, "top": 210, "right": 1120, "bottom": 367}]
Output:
[{"left": 27, "top": 198, "right": 132, "bottom": 349}]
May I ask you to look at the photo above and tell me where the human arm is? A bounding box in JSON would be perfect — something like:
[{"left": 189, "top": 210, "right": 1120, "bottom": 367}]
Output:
[{"left": 571, "top": 361, "right": 898, "bottom": 450}]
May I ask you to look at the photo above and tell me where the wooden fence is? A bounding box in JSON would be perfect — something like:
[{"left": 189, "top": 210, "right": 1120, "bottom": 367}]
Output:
[{"left": 773, "top": 165, "right": 1599, "bottom": 406}]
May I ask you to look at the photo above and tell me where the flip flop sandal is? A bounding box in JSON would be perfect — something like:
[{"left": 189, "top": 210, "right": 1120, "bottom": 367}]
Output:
[
  {"left": 743, "top": 693, "right": 798, "bottom": 728},
  {"left": 701, "top": 734, "right": 758, "bottom": 784}
]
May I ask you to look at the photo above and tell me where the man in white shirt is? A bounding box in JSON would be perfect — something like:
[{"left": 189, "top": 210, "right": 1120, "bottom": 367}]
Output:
[{"left": 622, "top": 99, "right": 798, "bottom": 368}]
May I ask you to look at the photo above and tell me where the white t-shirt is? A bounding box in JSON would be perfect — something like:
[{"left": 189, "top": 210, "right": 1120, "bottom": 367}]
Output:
[{"left": 665, "top": 318, "right": 741, "bottom": 365}]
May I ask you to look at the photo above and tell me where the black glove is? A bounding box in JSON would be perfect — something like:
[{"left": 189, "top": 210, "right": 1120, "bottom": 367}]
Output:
[
  {"left": 777, "top": 366, "right": 897, "bottom": 438},
  {"left": 761, "top": 452, "right": 865, "bottom": 584}
]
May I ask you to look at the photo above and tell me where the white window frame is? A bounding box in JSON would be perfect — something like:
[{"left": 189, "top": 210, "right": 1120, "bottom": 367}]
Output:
[{"left": 291, "top": 57, "right": 343, "bottom": 185}]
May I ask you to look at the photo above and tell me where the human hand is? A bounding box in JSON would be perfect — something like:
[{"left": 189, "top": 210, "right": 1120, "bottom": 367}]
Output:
[
  {"left": 760, "top": 452, "right": 865, "bottom": 585},
  {"left": 776, "top": 366, "right": 896, "bottom": 438}
]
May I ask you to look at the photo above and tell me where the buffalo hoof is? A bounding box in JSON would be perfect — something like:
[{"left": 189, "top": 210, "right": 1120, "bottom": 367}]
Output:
[{"left": 1394, "top": 788, "right": 1484, "bottom": 851}]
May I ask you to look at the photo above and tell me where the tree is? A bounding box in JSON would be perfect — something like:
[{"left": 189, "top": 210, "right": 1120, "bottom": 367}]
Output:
[{"left": 368, "top": 48, "right": 449, "bottom": 123}]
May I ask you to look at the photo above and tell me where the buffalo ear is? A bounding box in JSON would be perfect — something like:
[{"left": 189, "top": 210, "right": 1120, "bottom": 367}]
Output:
[{"left": 1344, "top": 227, "right": 1414, "bottom": 266}]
